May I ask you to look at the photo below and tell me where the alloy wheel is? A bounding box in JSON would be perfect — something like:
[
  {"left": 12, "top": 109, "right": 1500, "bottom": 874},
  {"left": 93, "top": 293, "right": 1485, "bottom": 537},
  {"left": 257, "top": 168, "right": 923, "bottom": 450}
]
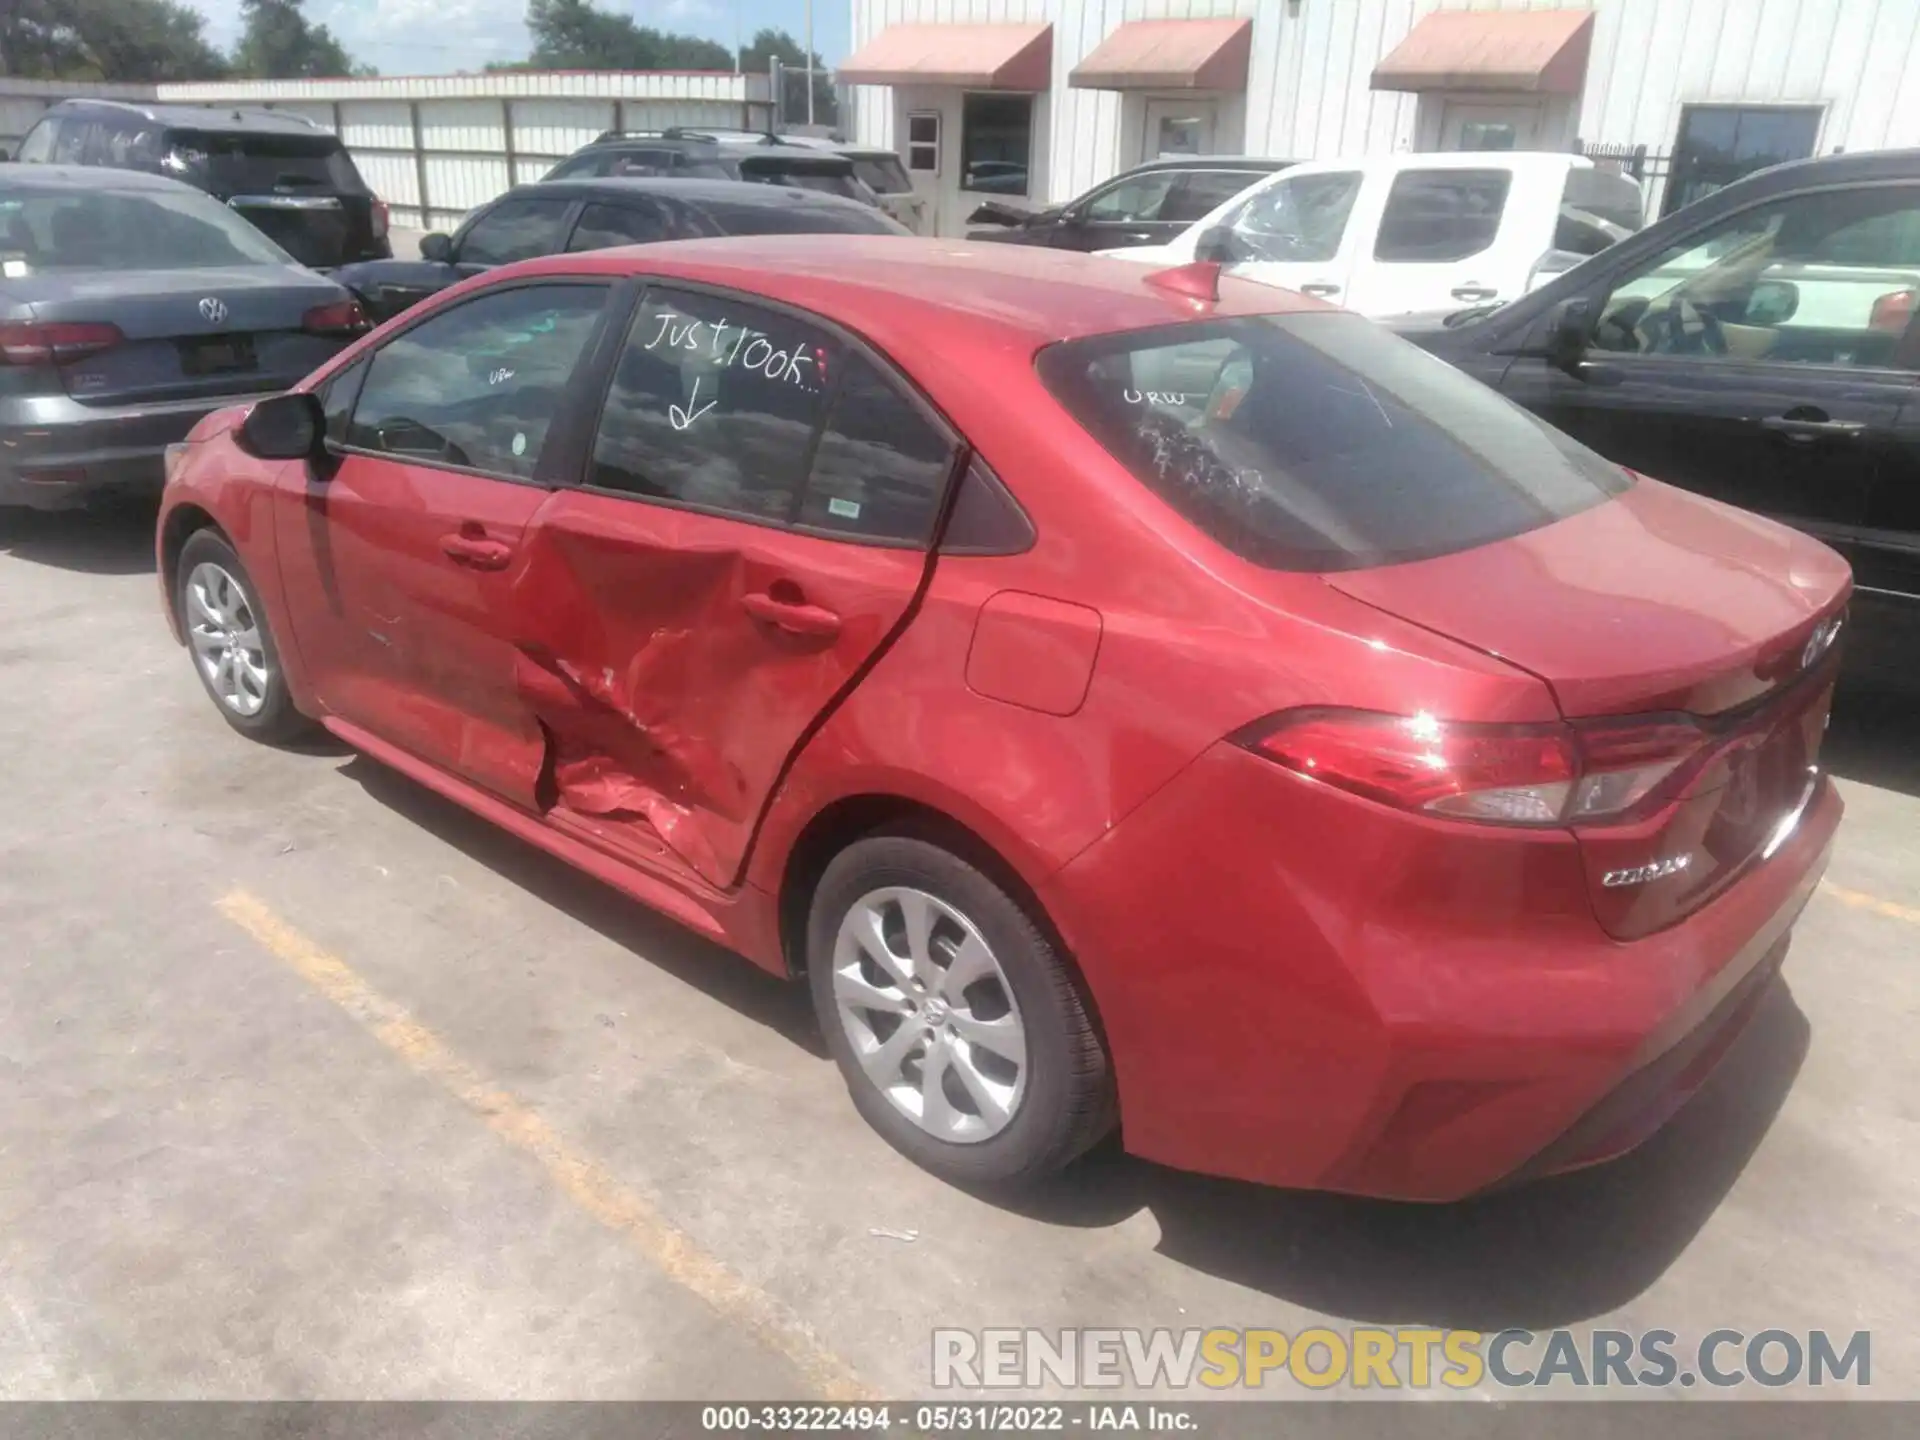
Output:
[
  {"left": 831, "top": 886, "right": 1028, "bottom": 1143},
  {"left": 185, "top": 561, "right": 270, "bottom": 718}
]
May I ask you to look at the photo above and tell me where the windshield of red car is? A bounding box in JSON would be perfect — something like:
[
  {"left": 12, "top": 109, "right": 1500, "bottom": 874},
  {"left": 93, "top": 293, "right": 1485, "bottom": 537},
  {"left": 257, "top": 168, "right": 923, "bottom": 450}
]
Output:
[{"left": 1036, "top": 311, "right": 1630, "bottom": 572}]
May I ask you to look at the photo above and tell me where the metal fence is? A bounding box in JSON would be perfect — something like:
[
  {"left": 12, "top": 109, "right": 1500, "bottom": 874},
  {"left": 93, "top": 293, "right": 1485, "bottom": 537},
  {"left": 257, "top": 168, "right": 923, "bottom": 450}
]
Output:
[{"left": 1576, "top": 139, "right": 1675, "bottom": 217}]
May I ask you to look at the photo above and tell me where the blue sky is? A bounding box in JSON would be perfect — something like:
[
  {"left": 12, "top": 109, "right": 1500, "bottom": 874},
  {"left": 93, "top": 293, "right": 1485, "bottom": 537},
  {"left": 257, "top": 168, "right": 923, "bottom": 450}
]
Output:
[{"left": 187, "top": 2, "right": 852, "bottom": 77}]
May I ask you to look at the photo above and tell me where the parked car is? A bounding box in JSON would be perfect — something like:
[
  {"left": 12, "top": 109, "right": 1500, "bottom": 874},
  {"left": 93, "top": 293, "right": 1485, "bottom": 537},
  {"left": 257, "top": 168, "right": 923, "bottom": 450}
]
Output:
[
  {"left": 781, "top": 138, "right": 927, "bottom": 233},
  {"left": 0, "top": 165, "right": 367, "bottom": 512},
  {"left": 543, "top": 128, "right": 879, "bottom": 209},
  {"left": 12, "top": 100, "right": 392, "bottom": 270},
  {"left": 1108, "top": 151, "right": 1644, "bottom": 317},
  {"left": 332, "top": 178, "right": 908, "bottom": 322},
  {"left": 1409, "top": 146, "right": 1920, "bottom": 616},
  {"left": 968, "top": 155, "right": 1290, "bottom": 253},
  {"left": 159, "top": 238, "right": 1846, "bottom": 1199}
]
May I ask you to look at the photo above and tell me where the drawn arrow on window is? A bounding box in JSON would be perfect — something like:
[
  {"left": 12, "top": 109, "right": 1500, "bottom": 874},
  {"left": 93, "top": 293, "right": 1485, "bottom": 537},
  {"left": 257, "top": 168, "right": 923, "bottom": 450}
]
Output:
[{"left": 669, "top": 376, "right": 718, "bottom": 431}]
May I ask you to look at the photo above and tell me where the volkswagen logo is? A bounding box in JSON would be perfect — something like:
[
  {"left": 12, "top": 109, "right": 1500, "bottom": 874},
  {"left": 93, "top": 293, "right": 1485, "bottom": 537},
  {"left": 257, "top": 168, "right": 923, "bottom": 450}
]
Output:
[
  {"left": 1801, "top": 615, "right": 1843, "bottom": 670},
  {"left": 198, "top": 297, "right": 229, "bottom": 325}
]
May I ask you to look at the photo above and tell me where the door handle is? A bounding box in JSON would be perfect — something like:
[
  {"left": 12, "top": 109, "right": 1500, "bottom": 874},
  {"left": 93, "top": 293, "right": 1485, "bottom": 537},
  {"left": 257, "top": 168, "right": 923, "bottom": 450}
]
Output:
[
  {"left": 1451, "top": 283, "right": 1498, "bottom": 301},
  {"left": 742, "top": 591, "right": 842, "bottom": 638},
  {"left": 1300, "top": 282, "right": 1341, "bottom": 297},
  {"left": 1759, "top": 415, "right": 1868, "bottom": 443},
  {"left": 439, "top": 533, "right": 513, "bottom": 570}
]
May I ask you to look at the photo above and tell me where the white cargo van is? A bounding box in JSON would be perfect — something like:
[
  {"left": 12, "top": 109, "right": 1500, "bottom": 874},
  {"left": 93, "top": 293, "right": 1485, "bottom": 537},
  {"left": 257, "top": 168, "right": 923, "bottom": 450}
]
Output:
[{"left": 1104, "top": 151, "right": 1644, "bottom": 320}]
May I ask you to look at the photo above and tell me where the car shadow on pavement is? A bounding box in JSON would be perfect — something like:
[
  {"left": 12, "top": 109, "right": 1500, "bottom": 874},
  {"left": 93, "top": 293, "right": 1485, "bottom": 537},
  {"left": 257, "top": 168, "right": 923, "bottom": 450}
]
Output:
[
  {"left": 1001, "top": 976, "right": 1811, "bottom": 1332},
  {"left": 0, "top": 502, "right": 158, "bottom": 575},
  {"left": 335, "top": 754, "right": 829, "bottom": 1059},
  {"left": 1826, "top": 666, "right": 1920, "bottom": 800}
]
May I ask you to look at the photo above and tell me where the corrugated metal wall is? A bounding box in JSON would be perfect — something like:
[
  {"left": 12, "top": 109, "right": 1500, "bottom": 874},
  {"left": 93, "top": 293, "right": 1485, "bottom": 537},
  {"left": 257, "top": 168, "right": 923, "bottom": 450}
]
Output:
[
  {"left": 852, "top": 0, "right": 1920, "bottom": 212},
  {"left": 152, "top": 73, "right": 772, "bottom": 230}
]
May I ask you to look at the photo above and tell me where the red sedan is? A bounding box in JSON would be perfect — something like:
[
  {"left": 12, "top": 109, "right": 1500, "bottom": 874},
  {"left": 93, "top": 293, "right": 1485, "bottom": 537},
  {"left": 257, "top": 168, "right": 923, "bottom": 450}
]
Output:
[{"left": 157, "top": 237, "right": 1847, "bottom": 1199}]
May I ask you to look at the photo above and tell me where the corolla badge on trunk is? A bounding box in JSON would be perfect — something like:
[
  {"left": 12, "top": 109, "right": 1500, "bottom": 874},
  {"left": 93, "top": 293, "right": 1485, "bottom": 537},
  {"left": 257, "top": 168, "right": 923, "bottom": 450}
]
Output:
[
  {"left": 1802, "top": 614, "right": 1843, "bottom": 669},
  {"left": 1601, "top": 853, "right": 1693, "bottom": 889},
  {"left": 198, "top": 297, "right": 229, "bottom": 325}
]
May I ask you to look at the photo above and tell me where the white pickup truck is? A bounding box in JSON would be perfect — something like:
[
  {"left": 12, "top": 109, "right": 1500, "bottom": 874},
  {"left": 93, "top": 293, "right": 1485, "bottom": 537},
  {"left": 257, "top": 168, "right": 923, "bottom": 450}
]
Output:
[{"left": 1104, "top": 151, "right": 1643, "bottom": 321}]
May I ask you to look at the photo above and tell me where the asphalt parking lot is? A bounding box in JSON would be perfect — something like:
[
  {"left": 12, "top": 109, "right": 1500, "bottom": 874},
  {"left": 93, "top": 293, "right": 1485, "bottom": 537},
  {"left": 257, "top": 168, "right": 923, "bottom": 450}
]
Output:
[{"left": 2, "top": 502, "right": 1918, "bottom": 1403}]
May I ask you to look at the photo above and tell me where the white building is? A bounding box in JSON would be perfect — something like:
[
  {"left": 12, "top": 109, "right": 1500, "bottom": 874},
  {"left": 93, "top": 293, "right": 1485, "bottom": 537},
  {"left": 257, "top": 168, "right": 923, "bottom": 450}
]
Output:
[{"left": 841, "top": 0, "right": 1920, "bottom": 234}]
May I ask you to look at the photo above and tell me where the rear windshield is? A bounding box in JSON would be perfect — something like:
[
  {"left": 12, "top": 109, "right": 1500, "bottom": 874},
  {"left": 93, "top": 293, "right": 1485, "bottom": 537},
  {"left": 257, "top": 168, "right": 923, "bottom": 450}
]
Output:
[
  {"left": 0, "top": 187, "right": 291, "bottom": 272},
  {"left": 699, "top": 198, "right": 904, "bottom": 236},
  {"left": 850, "top": 156, "right": 913, "bottom": 194},
  {"left": 738, "top": 158, "right": 866, "bottom": 200},
  {"left": 165, "top": 130, "right": 363, "bottom": 193},
  {"left": 1036, "top": 312, "right": 1629, "bottom": 572}
]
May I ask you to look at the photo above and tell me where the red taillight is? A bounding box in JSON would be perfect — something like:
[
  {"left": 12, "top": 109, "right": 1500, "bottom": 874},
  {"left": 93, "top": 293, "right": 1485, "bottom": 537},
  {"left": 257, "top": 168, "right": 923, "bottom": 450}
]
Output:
[
  {"left": 0, "top": 321, "right": 124, "bottom": 365},
  {"left": 1245, "top": 708, "right": 1706, "bottom": 827},
  {"left": 370, "top": 197, "right": 391, "bottom": 241},
  {"left": 1869, "top": 288, "right": 1915, "bottom": 335},
  {"left": 302, "top": 300, "right": 370, "bottom": 335}
]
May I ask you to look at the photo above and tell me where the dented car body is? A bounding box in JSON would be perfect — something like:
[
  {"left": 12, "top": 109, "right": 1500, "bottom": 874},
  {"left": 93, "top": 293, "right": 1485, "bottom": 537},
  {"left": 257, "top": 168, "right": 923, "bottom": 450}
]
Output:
[{"left": 158, "top": 237, "right": 1848, "bottom": 1199}]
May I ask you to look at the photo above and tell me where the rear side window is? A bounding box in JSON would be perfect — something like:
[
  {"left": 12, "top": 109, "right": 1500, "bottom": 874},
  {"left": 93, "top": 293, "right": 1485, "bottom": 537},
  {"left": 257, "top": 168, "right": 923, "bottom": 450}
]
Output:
[
  {"left": 589, "top": 288, "right": 839, "bottom": 522},
  {"left": 348, "top": 284, "right": 606, "bottom": 479},
  {"left": 14, "top": 118, "right": 56, "bottom": 164},
  {"left": 741, "top": 158, "right": 865, "bottom": 200},
  {"left": 1374, "top": 169, "right": 1512, "bottom": 263},
  {"left": 1036, "top": 313, "right": 1628, "bottom": 573},
  {"left": 568, "top": 201, "right": 671, "bottom": 251},
  {"left": 800, "top": 357, "right": 956, "bottom": 542},
  {"left": 1163, "top": 169, "right": 1269, "bottom": 224},
  {"left": 1220, "top": 172, "right": 1362, "bottom": 264},
  {"left": 697, "top": 198, "right": 902, "bottom": 236},
  {"left": 458, "top": 197, "right": 575, "bottom": 265},
  {"left": 851, "top": 156, "right": 912, "bottom": 194}
]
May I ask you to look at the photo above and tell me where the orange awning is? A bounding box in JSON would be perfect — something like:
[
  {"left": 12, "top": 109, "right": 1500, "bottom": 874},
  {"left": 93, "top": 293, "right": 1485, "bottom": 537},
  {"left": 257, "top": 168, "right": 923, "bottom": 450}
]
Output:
[
  {"left": 1069, "top": 19, "right": 1252, "bottom": 91},
  {"left": 1371, "top": 8, "right": 1595, "bottom": 94},
  {"left": 837, "top": 23, "right": 1053, "bottom": 91}
]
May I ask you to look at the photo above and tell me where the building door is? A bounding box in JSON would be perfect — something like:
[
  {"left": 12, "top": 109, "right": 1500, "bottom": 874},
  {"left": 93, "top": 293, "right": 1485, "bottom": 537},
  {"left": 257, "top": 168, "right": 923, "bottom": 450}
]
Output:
[
  {"left": 1439, "top": 101, "right": 1541, "bottom": 152},
  {"left": 1144, "top": 99, "right": 1218, "bottom": 158}
]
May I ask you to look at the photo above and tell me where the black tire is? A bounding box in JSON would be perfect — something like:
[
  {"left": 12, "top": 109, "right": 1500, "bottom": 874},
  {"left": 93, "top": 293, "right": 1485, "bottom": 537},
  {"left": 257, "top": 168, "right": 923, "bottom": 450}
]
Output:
[
  {"left": 175, "top": 528, "right": 313, "bottom": 745},
  {"left": 807, "top": 833, "right": 1115, "bottom": 1187}
]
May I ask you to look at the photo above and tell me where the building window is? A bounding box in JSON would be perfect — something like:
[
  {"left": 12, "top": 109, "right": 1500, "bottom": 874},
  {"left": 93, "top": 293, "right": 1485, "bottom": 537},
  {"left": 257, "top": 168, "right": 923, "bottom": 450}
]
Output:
[
  {"left": 961, "top": 93, "right": 1032, "bottom": 197},
  {"left": 1664, "top": 105, "right": 1822, "bottom": 217},
  {"left": 907, "top": 112, "right": 939, "bottom": 174}
]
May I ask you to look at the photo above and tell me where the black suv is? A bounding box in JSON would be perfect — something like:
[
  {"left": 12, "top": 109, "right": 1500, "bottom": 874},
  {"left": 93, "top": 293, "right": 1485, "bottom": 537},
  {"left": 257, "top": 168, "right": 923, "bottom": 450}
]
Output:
[
  {"left": 12, "top": 100, "right": 391, "bottom": 270},
  {"left": 967, "top": 155, "right": 1292, "bottom": 252},
  {"left": 333, "top": 176, "right": 908, "bottom": 322},
  {"left": 544, "top": 128, "right": 878, "bottom": 209},
  {"left": 1410, "top": 147, "right": 1920, "bottom": 625}
]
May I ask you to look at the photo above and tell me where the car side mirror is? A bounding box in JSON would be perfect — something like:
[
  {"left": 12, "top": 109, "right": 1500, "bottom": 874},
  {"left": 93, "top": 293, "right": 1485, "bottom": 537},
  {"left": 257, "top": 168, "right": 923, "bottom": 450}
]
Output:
[
  {"left": 1194, "top": 226, "right": 1237, "bottom": 265},
  {"left": 1745, "top": 279, "right": 1800, "bottom": 326},
  {"left": 1547, "top": 297, "right": 1594, "bottom": 376},
  {"left": 419, "top": 232, "right": 454, "bottom": 263},
  {"left": 237, "top": 393, "right": 326, "bottom": 462}
]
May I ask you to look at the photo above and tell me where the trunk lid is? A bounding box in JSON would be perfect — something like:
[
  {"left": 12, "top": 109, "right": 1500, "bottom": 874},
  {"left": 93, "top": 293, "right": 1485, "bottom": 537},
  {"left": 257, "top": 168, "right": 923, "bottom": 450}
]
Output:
[
  {"left": 1328, "top": 479, "right": 1850, "bottom": 937},
  {"left": 14, "top": 265, "right": 350, "bottom": 406}
]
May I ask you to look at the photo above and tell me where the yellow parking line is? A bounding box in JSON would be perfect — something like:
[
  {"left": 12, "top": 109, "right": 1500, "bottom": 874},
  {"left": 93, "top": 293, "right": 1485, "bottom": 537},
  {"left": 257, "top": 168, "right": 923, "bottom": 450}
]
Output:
[
  {"left": 1819, "top": 880, "right": 1920, "bottom": 927},
  {"left": 215, "top": 889, "right": 871, "bottom": 1402}
]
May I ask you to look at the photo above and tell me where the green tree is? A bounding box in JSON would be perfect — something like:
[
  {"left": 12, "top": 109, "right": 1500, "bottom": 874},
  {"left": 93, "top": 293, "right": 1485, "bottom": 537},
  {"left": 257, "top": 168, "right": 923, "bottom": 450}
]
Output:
[
  {"left": 737, "top": 27, "right": 837, "bottom": 128},
  {"left": 0, "top": 0, "right": 228, "bottom": 82},
  {"left": 519, "top": 0, "right": 730, "bottom": 71},
  {"left": 230, "top": 0, "right": 364, "bottom": 80}
]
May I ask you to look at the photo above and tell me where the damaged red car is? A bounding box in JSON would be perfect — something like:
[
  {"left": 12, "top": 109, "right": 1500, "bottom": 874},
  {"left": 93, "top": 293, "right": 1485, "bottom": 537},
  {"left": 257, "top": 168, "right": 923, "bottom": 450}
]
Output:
[{"left": 158, "top": 237, "right": 1848, "bottom": 1199}]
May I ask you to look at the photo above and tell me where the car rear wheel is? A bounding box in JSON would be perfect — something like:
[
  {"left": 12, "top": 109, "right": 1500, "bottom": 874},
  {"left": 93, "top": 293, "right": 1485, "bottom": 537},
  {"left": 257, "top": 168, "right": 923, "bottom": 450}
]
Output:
[
  {"left": 176, "top": 529, "right": 311, "bottom": 744},
  {"left": 807, "top": 834, "right": 1115, "bottom": 1186}
]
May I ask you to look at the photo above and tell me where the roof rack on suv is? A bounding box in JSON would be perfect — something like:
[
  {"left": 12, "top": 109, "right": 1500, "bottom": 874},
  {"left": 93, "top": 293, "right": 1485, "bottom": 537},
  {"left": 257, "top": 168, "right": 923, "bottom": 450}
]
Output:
[{"left": 589, "top": 126, "right": 790, "bottom": 147}]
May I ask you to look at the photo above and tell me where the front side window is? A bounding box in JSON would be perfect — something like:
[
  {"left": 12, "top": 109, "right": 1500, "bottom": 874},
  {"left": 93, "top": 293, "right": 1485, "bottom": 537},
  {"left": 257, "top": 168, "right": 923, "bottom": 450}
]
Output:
[
  {"left": 1164, "top": 170, "right": 1270, "bottom": 224},
  {"left": 348, "top": 284, "right": 606, "bottom": 478},
  {"left": 961, "top": 94, "right": 1032, "bottom": 197},
  {"left": 589, "top": 288, "right": 838, "bottom": 523},
  {"left": 1037, "top": 313, "right": 1627, "bottom": 572},
  {"left": 1218, "top": 171, "right": 1363, "bottom": 264},
  {"left": 457, "top": 198, "right": 575, "bottom": 266},
  {"left": 1593, "top": 185, "right": 1920, "bottom": 368},
  {"left": 1374, "top": 169, "right": 1512, "bottom": 263},
  {"left": 800, "top": 357, "right": 956, "bottom": 542},
  {"left": 0, "top": 185, "right": 292, "bottom": 272},
  {"left": 1083, "top": 172, "right": 1179, "bottom": 224},
  {"left": 567, "top": 200, "right": 670, "bottom": 251}
]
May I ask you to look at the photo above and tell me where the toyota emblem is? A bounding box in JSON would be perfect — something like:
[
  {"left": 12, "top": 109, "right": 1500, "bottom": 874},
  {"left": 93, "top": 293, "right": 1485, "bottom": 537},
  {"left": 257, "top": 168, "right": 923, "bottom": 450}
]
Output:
[{"left": 198, "top": 297, "right": 229, "bottom": 325}]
